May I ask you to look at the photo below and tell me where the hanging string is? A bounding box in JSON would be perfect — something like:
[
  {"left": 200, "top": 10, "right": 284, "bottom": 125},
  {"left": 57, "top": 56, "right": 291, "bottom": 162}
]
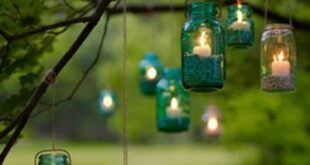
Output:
[
  {"left": 288, "top": 0, "right": 293, "bottom": 27},
  {"left": 169, "top": 0, "right": 175, "bottom": 62},
  {"left": 263, "top": 0, "right": 269, "bottom": 27},
  {"left": 122, "top": 0, "right": 128, "bottom": 164},
  {"left": 184, "top": 0, "right": 189, "bottom": 18},
  {"left": 51, "top": 82, "right": 56, "bottom": 150}
]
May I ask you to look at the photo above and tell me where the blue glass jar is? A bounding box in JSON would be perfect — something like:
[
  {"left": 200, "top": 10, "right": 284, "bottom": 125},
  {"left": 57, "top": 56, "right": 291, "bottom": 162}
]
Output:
[
  {"left": 97, "top": 90, "right": 117, "bottom": 117},
  {"left": 156, "top": 68, "right": 190, "bottom": 133},
  {"left": 139, "top": 52, "right": 163, "bottom": 95},
  {"left": 38, "top": 153, "right": 69, "bottom": 165},
  {"left": 225, "top": 4, "right": 254, "bottom": 48},
  {"left": 181, "top": 2, "right": 225, "bottom": 92}
]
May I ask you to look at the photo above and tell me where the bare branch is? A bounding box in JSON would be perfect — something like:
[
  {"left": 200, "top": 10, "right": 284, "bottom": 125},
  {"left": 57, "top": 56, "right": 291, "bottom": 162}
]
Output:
[{"left": 0, "top": 0, "right": 113, "bottom": 162}]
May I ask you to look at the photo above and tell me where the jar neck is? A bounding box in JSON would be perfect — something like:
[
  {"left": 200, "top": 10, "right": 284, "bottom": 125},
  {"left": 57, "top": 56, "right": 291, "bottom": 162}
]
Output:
[
  {"left": 227, "top": 4, "right": 251, "bottom": 18},
  {"left": 188, "top": 2, "right": 217, "bottom": 19}
]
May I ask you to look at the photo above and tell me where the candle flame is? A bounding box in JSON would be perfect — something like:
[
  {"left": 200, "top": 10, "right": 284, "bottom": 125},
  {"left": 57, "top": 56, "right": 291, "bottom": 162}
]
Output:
[
  {"left": 273, "top": 50, "right": 285, "bottom": 62},
  {"left": 102, "top": 95, "right": 113, "bottom": 109},
  {"left": 199, "top": 31, "right": 207, "bottom": 46},
  {"left": 208, "top": 117, "right": 219, "bottom": 131},
  {"left": 170, "top": 97, "right": 179, "bottom": 109},
  {"left": 146, "top": 66, "right": 157, "bottom": 80},
  {"left": 237, "top": 10, "right": 243, "bottom": 22}
]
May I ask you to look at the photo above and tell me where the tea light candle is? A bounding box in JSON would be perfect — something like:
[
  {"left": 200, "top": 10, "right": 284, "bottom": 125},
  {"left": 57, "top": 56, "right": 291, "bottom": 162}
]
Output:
[
  {"left": 228, "top": 10, "right": 250, "bottom": 31},
  {"left": 193, "top": 31, "right": 212, "bottom": 57},
  {"left": 271, "top": 50, "right": 291, "bottom": 76},
  {"left": 207, "top": 117, "right": 219, "bottom": 131},
  {"left": 145, "top": 65, "right": 157, "bottom": 80},
  {"left": 166, "top": 97, "right": 181, "bottom": 117},
  {"left": 102, "top": 94, "right": 114, "bottom": 111}
]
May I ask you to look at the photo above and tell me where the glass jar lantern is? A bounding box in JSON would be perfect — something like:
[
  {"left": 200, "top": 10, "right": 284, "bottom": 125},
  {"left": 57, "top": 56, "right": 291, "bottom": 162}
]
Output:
[
  {"left": 225, "top": 4, "right": 254, "bottom": 48},
  {"left": 156, "top": 68, "right": 190, "bottom": 133},
  {"left": 97, "top": 90, "right": 117, "bottom": 117},
  {"left": 261, "top": 24, "right": 296, "bottom": 92},
  {"left": 139, "top": 52, "right": 163, "bottom": 95},
  {"left": 35, "top": 149, "right": 71, "bottom": 165},
  {"left": 202, "top": 105, "right": 222, "bottom": 138},
  {"left": 181, "top": 2, "right": 225, "bottom": 92}
]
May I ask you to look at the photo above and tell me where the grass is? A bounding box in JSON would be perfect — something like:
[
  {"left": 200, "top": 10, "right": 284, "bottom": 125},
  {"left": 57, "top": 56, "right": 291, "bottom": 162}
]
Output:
[{"left": 3, "top": 140, "right": 259, "bottom": 165}]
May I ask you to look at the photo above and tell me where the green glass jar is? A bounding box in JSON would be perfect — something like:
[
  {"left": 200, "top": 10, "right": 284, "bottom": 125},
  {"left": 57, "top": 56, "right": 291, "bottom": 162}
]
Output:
[
  {"left": 139, "top": 52, "right": 163, "bottom": 95},
  {"left": 156, "top": 68, "right": 190, "bottom": 133},
  {"left": 225, "top": 4, "right": 254, "bottom": 48},
  {"left": 181, "top": 2, "right": 225, "bottom": 92},
  {"left": 97, "top": 90, "right": 117, "bottom": 117},
  {"left": 38, "top": 153, "right": 69, "bottom": 165}
]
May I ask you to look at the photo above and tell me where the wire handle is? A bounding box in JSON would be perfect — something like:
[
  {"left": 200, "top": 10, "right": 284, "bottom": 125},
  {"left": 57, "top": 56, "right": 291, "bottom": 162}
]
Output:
[
  {"left": 34, "top": 149, "right": 72, "bottom": 165},
  {"left": 264, "top": 0, "right": 294, "bottom": 28}
]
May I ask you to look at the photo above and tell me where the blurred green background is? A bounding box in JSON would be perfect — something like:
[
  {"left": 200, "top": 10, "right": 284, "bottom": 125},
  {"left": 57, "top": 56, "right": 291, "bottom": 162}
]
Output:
[{"left": 0, "top": 0, "right": 309, "bottom": 164}]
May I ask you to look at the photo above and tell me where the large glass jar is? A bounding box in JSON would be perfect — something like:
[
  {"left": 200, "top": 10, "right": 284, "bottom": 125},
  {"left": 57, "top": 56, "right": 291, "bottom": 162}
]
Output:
[
  {"left": 181, "top": 2, "right": 225, "bottom": 92},
  {"left": 38, "top": 153, "right": 69, "bottom": 165},
  {"left": 156, "top": 68, "right": 190, "bottom": 133},
  {"left": 261, "top": 24, "right": 296, "bottom": 92},
  {"left": 225, "top": 4, "right": 254, "bottom": 48},
  {"left": 97, "top": 89, "right": 117, "bottom": 117},
  {"left": 139, "top": 52, "right": 163, "bottom": 95}
]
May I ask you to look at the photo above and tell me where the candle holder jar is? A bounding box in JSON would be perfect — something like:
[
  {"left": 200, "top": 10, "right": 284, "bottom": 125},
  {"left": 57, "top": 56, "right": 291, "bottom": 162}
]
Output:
[
  {"left": 139, "top": 52, "right": 163, "bottom": 95},
  {"left": 261, "top": 24, "right": 296, "bottom": 92},
  {"left": 225, "top": 4, "right": 254, "bottom": 48},
  {"left": 156, "top": 68, "right": 190, "bottom": 133},
  {"left": 181, "top": 2, "right": 225, "bottom": 92},
  {"left": 97, "top": 90, "right": 117, "bottom": 117},
  {"left": 35, "top": 149, "right": 71, "bottom": 165}
]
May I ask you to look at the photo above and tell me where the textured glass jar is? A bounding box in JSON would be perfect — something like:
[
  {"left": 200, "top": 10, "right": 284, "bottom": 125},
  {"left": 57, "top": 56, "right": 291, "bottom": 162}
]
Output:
[
  {"left": 181, "top": 2, "right": 225, "bottom": 92},
  {"left": 38, "top": 153, "right": 69, "bottom": 165},
  {"left": 261, "top": 24, "right": 296, "bottom": 92},
  {"left": 97, "top": 90, "right": 117, "bottom": 117},
  {"left": 156, "top": 68, "right": 190, "bottom": 133},
  {"left": 225, "top": 4, "right": 254, "bottom": 48},
  {"left": 139, "top": 52, "right": 163, "bottom": 95},
  {"left": 202, "top": 105, "right": 222, "bottom": 138}
]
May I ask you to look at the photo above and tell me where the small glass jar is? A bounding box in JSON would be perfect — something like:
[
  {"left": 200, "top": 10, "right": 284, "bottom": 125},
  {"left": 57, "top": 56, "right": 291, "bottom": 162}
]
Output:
[
  {"left": 260, "top": 24, "right": 296, "bottom": 92},
  {"left": 202, "top": 105, "right": 222, "bottom": 138},
  {"left": 139, "top": 52, "right": 163, "bottom": 95},
  {"left": 225, "top": 4, "right": 254, "bottom": 48},
  {"left": 181, "top": 2, "right": 225, "bottom": 92},
  {"left": 38, "top": 153, "right": 69, "bottom": 165},
  {"left": 156, "top": 68, "right": 190, "bottom": 133},
  {"left": 97, "top": 90, "right": 117, "bottom": 117}
]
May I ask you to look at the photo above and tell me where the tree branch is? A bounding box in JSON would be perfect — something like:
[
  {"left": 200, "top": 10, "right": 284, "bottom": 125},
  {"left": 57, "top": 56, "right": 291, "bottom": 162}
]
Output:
[
  {"left": 108, "top": 3, "right": 310, "bottom": 30},
  {"left": 0, "top": 0, "right": 113, "bottom": 162}
]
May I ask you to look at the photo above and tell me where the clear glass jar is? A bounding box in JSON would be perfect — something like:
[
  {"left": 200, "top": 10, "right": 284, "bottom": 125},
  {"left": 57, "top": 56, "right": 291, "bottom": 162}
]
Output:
[
  {"left": 156, "top": 68, "right": 190, "bottom": 133},
  {"left": 97, "top": 90, "right": 117, "bottom": 117},
  {"left": 225, "top": 4, "right": 254, "bottom": 48},
  {"left": 261, "top": 24, "right": 296, "bottom": 92},
  {"left": 139, "top": 52, "right": 163, "bottom": 95},
  {"left": 181, "top": 2, "right": 225, "bottom": 92}
]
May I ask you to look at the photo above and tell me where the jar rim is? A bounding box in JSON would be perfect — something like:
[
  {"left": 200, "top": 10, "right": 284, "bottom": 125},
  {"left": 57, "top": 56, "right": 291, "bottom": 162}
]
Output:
[
  {"left": 264, "top": 24, "right": 293, "bottom": 31},
  {"left": 227, "top": 4, "right": 251, "bottom": 11}
]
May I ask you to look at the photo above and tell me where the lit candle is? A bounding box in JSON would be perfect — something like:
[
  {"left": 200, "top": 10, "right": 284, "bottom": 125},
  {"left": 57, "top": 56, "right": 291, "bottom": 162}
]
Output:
[
  {"left": 145, "top": 65, "right": 157, "bottom": 80},
  {"left": 228, "top": 10, "right": 250, "bottom": 31},
  {"left": 193, "top": 31, "right": 212, "bottom": 57},
  {"left": 102, "top": 94, "right": 114, "bottom": 111},
  {"left": 166, "top": 97, "right": 182, "bottom": 117},
  {"left": 271, "top": 50, "right": 291, "bottom": 76},
  {"left": 207, "top": 117, "right": 219, "bottom": 131}
]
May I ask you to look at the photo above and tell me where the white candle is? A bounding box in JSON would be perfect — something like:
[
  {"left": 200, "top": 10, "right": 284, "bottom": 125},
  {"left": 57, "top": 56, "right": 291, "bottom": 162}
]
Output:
[
  {"left": 207, "top": 117, "right": 219, "bottom": 131},
  {"left": 102, "top": 95, "right": 114, "bottom": 111},
  {"left": 145, "top": 65, "right": 157, "bottom": 80},
  {"left": 193, "top": 31, "right": 212, "bottom": 57},
  {"left": 271, "top": 50, "right": 291, "bottom": 76},
  {"left": 166, "top": 97, "right": 182, "bottom": 117},
  {"left": 228, "top": 10, "right": 250, "bottom": 31}
]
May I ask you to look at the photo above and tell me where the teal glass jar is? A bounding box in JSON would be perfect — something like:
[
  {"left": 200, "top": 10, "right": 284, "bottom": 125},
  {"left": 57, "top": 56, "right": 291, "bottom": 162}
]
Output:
[
  {"left": 38, "top": 153, "right": 69, "bottom": 165},
  {"left": 156, "top": 68, "right": 190, "bottom": 133},
  {"left": 139, "top": 52, "right": 163, "bottom": 95},
  {"left": 181, "top": 2, "right": 225, "bottom": 92},
  {"left": 97, "top": 90, "right": 117, "bottom": 117},
  {"left": 225, "top": 4, "right": 254, "bottom": 48}
]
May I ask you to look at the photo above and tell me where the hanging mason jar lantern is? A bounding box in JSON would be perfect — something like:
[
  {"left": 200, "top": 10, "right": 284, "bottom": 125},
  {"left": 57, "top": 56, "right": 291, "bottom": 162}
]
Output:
[
  {"left": 261, "top": 24, "right": 296, "bottom": 92},
  {"left": 35, "top": 149, "right": 71, "bottom": 165},
  {"left": 97, "top": 90, "right": 117, "bottom": 117},
  {"left": 181, "top": 2, "right": 225, "bottom": 92},
  {"left": 225, "top": 4, "right": 254, "bottom": 48},
  {"left": 202, "top": 105, "right": 222, "bottom": 138},
  {"left": 139, "top": 52, "right": 163, "bottom": 95},
  {"left": 156, "top": 68, "right": 190, "bottom": 133}
]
